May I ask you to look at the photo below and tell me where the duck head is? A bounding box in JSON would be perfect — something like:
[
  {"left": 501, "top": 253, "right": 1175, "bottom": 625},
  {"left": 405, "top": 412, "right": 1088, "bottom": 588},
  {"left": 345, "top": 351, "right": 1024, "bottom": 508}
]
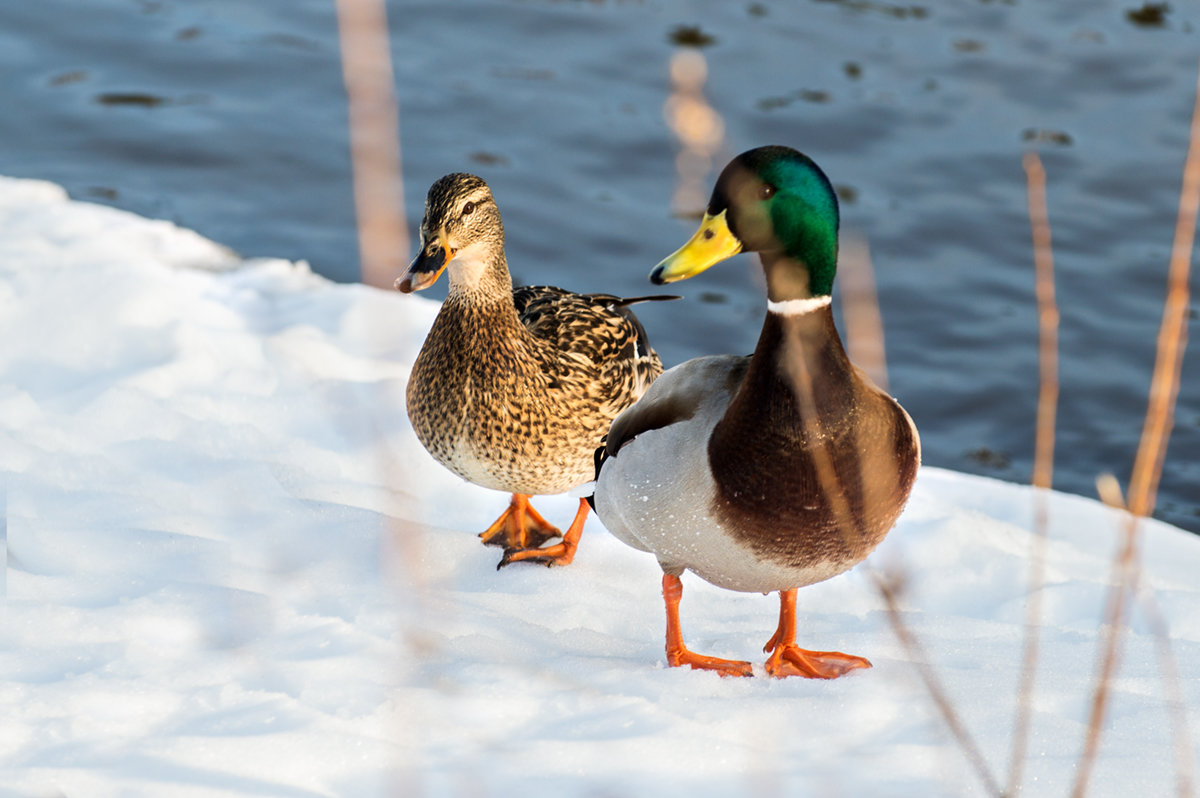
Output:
[
  {"left": 397, "top": 172, "right": 505, "bottom": 293},
  {"left": 651, "top": 146, "right": 840, "bottom": 303}
]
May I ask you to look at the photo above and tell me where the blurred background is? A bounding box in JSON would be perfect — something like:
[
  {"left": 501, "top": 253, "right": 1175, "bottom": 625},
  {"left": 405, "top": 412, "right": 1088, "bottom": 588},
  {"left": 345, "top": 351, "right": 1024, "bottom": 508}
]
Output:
[{"left": 0, "top": 0, "right": 1196, "bottom": 533}]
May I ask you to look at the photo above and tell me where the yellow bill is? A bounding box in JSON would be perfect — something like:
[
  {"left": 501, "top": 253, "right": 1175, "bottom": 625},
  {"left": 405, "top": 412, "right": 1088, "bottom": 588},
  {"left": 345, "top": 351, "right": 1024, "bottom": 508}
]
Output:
[{"left": 650, "top": 210, "right": 743, "bottom": 285}]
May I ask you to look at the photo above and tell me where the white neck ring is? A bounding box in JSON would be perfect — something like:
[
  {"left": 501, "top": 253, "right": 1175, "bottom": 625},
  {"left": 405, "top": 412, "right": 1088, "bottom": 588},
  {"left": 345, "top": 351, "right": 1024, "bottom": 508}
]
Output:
[{"left": 767, "top": 296, "right": 832, "bottom": 316}]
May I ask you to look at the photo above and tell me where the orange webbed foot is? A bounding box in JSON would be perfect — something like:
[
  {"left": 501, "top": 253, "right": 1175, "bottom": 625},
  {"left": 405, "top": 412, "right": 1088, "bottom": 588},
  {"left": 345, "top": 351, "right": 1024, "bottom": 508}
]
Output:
[
  {"left": 479, "top": 494, "right": 560, "bottom": 552},
  {"left": 669, "top": 645, "right": 753, "bottom": 678},
  {"left": 661, "top": 572, "right": 753, "bottom": 677},
  {"left": 762, "top": 588, "right": 872, "bottom": 679},
  {"left": 496, "top": 497, "right": 589, "bottom": 569},
  {"left": 764, "top": 644, "right": 872, "bottom": 680},
  {"left": 498, "top": 539, "right": 572, "bottom": 569}
]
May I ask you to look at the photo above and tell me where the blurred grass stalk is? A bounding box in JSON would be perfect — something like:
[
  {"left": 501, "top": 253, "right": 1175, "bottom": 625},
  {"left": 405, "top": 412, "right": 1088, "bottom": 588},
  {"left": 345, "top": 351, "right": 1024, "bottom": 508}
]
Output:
[
  {"left": 838, "top": 241, "right": 1003, "bottom": 796},
  {"left": 336, "top": 0, "right": 410, "bottom": 288},
  {"left": 334, "top": 0, "right": 423, "bottom": 593},
  {"left": 334, "top": 2, "right": 424, "bottom": 796},
  {"left": 334, "top": 0, "right": 425, "bottom": 594},
  {"left": 1072, "top": 53, "right": 1200, "bottom": 798},
  {"left": 1005, "top": 151, "right": 1058, "bottom": 797}
]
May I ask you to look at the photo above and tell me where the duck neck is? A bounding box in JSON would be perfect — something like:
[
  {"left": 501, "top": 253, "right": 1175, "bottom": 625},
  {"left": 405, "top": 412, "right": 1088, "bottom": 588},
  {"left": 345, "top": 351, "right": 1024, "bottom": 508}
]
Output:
[
  {"left": 759, "top": 249, "right": 835, "bottom": 304},
  {"left": 429, "top": 245, "right": 531, "bottom": 356},
  {"left": 713, "top": 300, "right": 852, "bottom": 454},
  {"left": 442, "top": 244, "right": 519, "bottom": 313}
]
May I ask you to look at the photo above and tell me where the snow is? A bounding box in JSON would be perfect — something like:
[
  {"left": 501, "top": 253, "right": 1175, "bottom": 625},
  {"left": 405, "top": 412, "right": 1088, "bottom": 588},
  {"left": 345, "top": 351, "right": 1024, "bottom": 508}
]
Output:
[{"left": 2, "top": 175, "right": 1197, "bottom": 797}]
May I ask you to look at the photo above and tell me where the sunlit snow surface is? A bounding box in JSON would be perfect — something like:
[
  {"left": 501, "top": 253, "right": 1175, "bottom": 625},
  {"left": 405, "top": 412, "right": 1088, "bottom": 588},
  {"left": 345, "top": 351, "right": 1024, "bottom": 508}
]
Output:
[{"left": 2, "top": 177, "right": 1197, "bottom": 797}]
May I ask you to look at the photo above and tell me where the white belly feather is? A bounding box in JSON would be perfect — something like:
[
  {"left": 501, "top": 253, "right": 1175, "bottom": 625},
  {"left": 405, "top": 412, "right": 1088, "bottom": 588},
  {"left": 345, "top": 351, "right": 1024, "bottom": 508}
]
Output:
[{"left": 594, "top": 356, "right": 851, "bottom": 594}]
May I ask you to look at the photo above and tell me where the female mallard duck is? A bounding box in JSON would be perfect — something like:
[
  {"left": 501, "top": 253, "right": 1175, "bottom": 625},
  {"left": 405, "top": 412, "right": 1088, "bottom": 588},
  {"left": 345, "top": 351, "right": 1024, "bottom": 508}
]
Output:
[
  {"left": 398, "top": 172, "right": 672, "bottom": 567},
  {"left": 592, "top": 146, "right": 920, "bottom": 678}
]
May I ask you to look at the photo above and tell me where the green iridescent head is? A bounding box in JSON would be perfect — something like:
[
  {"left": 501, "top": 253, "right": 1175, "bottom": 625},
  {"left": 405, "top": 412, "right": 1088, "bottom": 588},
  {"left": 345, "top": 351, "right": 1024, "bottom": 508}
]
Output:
[{"left": 651, "top": 146, "right": 840, "bottom": 299}]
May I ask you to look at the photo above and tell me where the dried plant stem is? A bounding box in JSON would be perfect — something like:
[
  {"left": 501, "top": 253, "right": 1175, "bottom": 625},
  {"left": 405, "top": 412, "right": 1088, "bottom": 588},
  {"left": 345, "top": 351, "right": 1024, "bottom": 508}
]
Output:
[
  {"left": 1138, "top": 578, "right": 1198, "bottom": 798},
  {"left": 789, "top": 355, "right": 1000, "bottom": 797},
  {"left": 1097, "top": 470, "right": 1194, "bottom": 798},
  {"left": 871, "top": 569, "right": 1002, "bottom": 796},
  {"left": 334, "top": 0, "right": 424, "bottom": 604},
  {"left": 335, "top": 0, "right": 409, "bottom": 288},
  {"left": 839, "top": 238, "right": 890, "bottom": 392},
  {"left": 334, "top": 4, "right": 423, "bottom": 793},
  {"left": 1005, "top": 152, "right": 1059, "bottom": 797},
  {"left": 1125, "top": 68, "right": 1200, "bottom": 520},
  {"left": 1024, "top": 153, "right": 1060, "bottom": 497},
  {"left": 1074, "top": 511, "right": 1139, "bottom": 798},
  {"left": 834, "top": 252, "right": 1000, "bottom": 797},
  {"left": 1071, "top": 55, "right": 1200, "bottom": 798}
]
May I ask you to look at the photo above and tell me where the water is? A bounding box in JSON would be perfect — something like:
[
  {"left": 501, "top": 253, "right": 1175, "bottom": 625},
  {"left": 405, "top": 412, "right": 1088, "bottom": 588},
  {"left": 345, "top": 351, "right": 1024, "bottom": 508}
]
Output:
[{"left": 1, "top": 0, "right": 1196, "bottom": 533}]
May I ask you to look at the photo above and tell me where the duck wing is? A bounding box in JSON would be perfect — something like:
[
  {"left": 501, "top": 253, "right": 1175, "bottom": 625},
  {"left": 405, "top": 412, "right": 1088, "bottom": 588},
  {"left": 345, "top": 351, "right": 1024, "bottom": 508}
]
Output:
[
  {"left": 600, "top": 353, "right": 750, "bottom": 464},
  {"left": 514, "top": 286, "right": 673, "bottom": 360}
]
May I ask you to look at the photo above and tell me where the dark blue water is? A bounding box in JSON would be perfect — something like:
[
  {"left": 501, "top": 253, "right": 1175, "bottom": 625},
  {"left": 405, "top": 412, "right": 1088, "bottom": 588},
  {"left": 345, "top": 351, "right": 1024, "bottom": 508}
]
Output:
[{"left": 2, "top": 0, "right": 1196, "bottom": 533}]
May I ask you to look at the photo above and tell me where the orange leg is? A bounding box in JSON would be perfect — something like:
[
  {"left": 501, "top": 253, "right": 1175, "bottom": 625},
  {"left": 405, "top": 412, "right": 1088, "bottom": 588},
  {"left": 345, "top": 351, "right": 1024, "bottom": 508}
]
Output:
[
  {"left": 763, "top": 589, "right": 872, "bottom": 679},
  {"left": 478, "top": 494, "right": 560, "bottom": 552},
  {"left": 663, "top": 573, "right": 752, "bottom": 677},
  {"left": 499, "top": 497, "right": 589, "bottom": 569}
]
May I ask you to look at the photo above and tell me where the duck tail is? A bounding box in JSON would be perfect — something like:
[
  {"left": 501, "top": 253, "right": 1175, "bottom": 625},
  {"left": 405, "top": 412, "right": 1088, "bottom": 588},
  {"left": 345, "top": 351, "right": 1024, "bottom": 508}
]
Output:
[
  {"left": 610, "top": 295, "right": 679, "bottom": 359},
  {"left": 611, "top": 294, "right": 681, "bottom": 309}
]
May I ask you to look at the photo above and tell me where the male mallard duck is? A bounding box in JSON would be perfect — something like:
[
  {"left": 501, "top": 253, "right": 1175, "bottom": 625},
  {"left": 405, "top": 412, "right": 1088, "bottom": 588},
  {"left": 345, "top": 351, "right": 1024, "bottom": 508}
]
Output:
[
  {"left": 398, "top": 172, "right": 672, "bottom": 567},
  {"left": 592, "top": 146, "right": 920, "bottom": 677}
]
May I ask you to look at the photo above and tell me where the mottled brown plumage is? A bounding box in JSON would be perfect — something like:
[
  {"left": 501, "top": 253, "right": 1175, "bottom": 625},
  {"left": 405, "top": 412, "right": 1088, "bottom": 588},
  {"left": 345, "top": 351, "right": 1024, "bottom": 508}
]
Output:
[{"left": 398, "top": 172, "right": 671, "bottom": 566}]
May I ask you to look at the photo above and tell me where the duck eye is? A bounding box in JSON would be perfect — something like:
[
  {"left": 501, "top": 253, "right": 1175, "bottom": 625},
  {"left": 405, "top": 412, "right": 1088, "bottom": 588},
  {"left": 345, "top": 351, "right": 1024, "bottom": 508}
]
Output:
[
  {"left": 758, "top": 184, "right": 776, "bottom": 200},
  {"left": 461, "top": 201, "right": 476, "bottom": 216}
]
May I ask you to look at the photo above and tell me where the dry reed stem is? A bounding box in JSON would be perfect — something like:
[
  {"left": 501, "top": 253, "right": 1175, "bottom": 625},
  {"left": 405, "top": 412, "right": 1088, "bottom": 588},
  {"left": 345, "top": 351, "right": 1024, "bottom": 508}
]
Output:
[
  {"left": 1094, "top": 473, "right": 1126, "bottom": 511},
  {"left": 1096, "top": 471, "right": 1195, "bottom": 798},
  {"left": 790, "top": 359, "right": 998, "bottom": 796},
  {"left": 1024, "top": 153, "right": 1060, "bottom": 496},
  {"left": 334, "top": 0, "right": 425, "bottom": 602},
  {"left": 1071, "top": 54, "right": 1200, "bottom": 798},
  {"left": 335, "top": 0, "right": 410, "bottom": 288},
  {"left": 834, "top": 250, "right": 1001, "bottom": 796},
  {"left": 1125, "top": 89, "right": 1200, "bottom": 521},
  {"left": 839, "top": 237, "right": 889, "bottom": 393},
  {"left": 1075, "top": 485, "right": 1142, "bottom": 798},
  {"left": 1004, "top": 152, "right": 1059, "bottom": 797},
  {"left": 1137, "top": 578, "right": 1198, "bottom": 798},
  {"left": 870, "top": 569, "right": 1002, "bottom": 797},
  {"left": 333, "top": 3, "right": 424, "bottom": 794}
]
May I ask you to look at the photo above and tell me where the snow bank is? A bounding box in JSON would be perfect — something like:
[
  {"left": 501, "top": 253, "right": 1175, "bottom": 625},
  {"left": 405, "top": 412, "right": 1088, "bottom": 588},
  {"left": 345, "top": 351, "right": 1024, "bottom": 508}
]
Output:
[{"left": 1, "top": 176, "right": 1196, "bottom": 797}]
